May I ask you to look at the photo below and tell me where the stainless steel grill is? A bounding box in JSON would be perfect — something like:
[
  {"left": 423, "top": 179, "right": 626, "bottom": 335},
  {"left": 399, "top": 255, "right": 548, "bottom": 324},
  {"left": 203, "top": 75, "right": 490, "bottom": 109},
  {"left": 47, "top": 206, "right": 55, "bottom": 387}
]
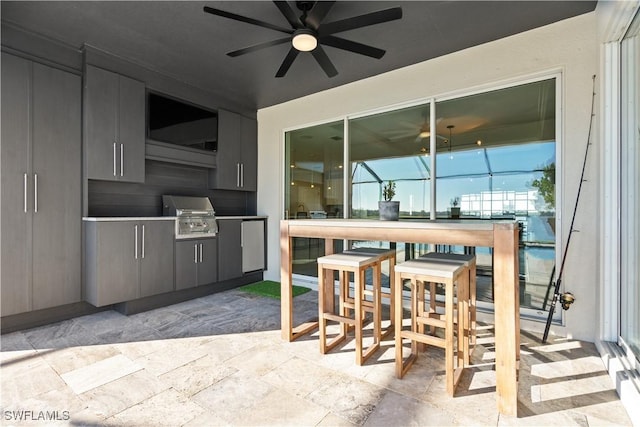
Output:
[{"left": 162, "top": 195, "right": 218, "bottom": 239}]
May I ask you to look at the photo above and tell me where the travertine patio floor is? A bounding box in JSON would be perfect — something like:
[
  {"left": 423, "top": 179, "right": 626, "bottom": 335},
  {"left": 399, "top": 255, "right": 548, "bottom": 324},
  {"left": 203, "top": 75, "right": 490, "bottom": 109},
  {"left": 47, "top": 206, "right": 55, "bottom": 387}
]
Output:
[{"left": 0, "top": 288, "right": 632, "bottom": 426}]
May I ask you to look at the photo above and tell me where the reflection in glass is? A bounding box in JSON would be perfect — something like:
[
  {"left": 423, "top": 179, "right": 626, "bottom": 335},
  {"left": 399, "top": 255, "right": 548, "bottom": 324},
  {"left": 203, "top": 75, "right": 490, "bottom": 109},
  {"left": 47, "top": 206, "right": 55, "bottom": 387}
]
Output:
[
  {"left": 283, "top": 78, "right": 558, "bottom": 317},
  {"left": 435, "top": 79, "right": 556, "bottom": 312},
  {"left": 350, "top": 103, "right": 432, "bottom": 218},
  {"left": 285, "top": 121, "right": 344, "bottom": 277}
]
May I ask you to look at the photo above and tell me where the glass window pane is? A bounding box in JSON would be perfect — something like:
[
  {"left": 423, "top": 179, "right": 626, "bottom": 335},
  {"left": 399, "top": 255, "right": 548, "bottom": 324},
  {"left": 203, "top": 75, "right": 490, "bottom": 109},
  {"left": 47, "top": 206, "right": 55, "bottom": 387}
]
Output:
[
  {"left": 349, "top": 103, "right": 432, "bottom": 218},
  {"left": 621, "top": 10, "right": 640, "bottom": 357},
  {"left": 436, "top": 78, "right": 556, "bottom": 315},
  {"left": 285, "top": 120, "right": 344, "bottom": 276}
]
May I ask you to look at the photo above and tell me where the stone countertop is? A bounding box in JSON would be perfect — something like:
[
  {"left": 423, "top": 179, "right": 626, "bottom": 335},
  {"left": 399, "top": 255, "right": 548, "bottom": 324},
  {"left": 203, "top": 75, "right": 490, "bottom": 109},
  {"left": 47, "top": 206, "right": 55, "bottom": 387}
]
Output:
[
  {"left": 83, "top": 215, "right": 267, "bottom": 221},
  {"left": 216, "top": 216, "right": 267, "bottom": 220},
  {"left": 83, "top": 217, "right": 177, "bottom": 221}
]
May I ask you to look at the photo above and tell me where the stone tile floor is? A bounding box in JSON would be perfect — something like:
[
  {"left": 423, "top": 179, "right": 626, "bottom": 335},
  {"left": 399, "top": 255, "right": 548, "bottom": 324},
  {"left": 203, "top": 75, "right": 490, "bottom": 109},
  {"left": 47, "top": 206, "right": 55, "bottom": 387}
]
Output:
[{"left": 0, "top": 289, "right": 632, "bottom": 426}]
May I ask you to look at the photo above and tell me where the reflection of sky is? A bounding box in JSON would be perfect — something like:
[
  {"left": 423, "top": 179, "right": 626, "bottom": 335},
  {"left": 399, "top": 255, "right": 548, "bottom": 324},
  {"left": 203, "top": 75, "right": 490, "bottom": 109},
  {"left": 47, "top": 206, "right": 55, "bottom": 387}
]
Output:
[{"left": 352, "top": 141, "right": 555, "bottom": 212}]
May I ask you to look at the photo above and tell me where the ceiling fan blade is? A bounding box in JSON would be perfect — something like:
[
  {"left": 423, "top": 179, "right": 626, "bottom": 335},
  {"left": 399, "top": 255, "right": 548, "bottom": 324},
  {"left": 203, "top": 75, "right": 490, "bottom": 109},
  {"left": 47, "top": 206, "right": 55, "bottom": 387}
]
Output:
[
  {"left": 228, "top": 37, "right": 291, "bottom": 57},
  {"left": 203, "top": 6, "right": 293, "bottom": 34},
  {"left": 311, "top": 45, "right": 338, "bottom": 78},
  {"left": 275, "top": 47, "right": 300, "bottom": 78},
  {"left": 318, "top": 7, "right": 402, "bottom": 36},
  {"left": 273, "top": 1, "right": 303, "bottom": 28},
  {"left": 305, "top": 1, "right": 336, "bottom": 30},
  {"left": 319, "top": 35, "right": 385, "bottom": 59}
]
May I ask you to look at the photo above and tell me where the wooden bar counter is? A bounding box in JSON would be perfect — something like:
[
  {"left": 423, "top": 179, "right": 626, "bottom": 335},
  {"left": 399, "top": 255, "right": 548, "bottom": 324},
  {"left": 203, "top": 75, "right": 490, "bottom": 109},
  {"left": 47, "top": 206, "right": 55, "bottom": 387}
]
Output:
[{"left": 280, "top": 218, "right": 520, "bottom": 416}]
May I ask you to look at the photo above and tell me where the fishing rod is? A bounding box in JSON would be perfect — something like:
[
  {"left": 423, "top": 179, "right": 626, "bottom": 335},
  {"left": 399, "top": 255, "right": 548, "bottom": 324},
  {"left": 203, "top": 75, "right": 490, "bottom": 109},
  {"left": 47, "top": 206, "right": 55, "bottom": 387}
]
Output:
[{"left": 542, "top": 74, "right": 596, "bottom": 343}]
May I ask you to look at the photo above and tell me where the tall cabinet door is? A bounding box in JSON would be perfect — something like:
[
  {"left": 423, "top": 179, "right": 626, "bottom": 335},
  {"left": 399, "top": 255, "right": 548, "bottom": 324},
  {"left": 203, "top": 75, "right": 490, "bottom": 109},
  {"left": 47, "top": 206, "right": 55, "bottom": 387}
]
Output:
[
  {"left": 240, "top": 116, "right": 257, "bottom": 191},
  {"left": 84, "top": 65, "right": 145, "bottom": 183},
  {"left": 119, "top": 75, "right": 145, "bottom": 183},
  {"left": 216, "top": 109, "right": 242, "bottom": 190},
  {"left": 31, "top": 62, "right": 82, "bottom": 310},
  {"left": 0, "top": 53, "right": 32, "bottom": 315},
  {"left": 140, "top": 221, "right": 175, "bottom": 297},
  {"left": 84, "top": 65, "right": 118, "bottom": 181}
]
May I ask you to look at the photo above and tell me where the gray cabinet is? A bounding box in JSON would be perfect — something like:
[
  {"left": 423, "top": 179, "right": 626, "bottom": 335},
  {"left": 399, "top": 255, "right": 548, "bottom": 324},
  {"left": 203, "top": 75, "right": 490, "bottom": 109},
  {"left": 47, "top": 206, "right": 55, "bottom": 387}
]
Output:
[
  {"left": 215, "top": 110, "right": 257, "bottom": 191},
  {"left": 175, "top": 238, "right": 217, "bottom": 289},
  {"left": 84, "top": 65, "right": 145, "bottom": 183},
  {"left": 1, "top": 53, "right": 81, "bottom": 316},
  {"left": 84, "top": 219, "right": 174, "bottom": 306},
  {"left": 217, "top": 220, "right": 242, "bottom": 281}
]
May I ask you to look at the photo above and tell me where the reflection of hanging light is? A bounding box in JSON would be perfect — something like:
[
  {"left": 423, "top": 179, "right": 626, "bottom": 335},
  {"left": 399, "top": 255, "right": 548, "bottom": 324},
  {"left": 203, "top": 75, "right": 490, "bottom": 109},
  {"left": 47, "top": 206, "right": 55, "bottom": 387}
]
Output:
[{"left": 447, "top": 125, "right": 455, "bottom": 160}]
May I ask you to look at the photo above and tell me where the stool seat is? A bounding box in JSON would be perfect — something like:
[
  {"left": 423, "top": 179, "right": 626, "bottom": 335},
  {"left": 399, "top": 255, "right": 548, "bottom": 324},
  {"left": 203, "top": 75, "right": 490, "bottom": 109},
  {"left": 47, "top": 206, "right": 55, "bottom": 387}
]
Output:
[
  {"left": 317, "top": 252, "right": 385, "bottom": 267},
  {"left": 419, "top": 252, "right": 474, "bottom": 265},
  {"left": 395, "top": 260, "right": 465, "bottom": 278}
]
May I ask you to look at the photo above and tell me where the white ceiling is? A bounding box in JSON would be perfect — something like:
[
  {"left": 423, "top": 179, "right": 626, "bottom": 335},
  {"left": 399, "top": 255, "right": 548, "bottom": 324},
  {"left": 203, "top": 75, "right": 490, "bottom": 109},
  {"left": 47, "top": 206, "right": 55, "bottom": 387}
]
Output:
[{"left": 1, "top": 1, "right": 596, "bottom": 111}]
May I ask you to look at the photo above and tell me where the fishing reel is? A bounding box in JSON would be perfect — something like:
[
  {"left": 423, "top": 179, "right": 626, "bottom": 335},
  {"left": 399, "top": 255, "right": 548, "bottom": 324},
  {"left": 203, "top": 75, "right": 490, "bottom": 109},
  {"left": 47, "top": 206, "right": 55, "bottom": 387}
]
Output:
[{"left": 559, "top": 292, "right": 575, "bottom": 310}]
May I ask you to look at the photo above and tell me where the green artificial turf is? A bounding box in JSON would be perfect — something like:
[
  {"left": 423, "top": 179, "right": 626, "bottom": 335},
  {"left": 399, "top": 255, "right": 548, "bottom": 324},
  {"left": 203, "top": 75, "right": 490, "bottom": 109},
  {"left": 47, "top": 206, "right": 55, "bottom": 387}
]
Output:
[{"left": 239, "top": 280, "right": 311, "bottom": 299}]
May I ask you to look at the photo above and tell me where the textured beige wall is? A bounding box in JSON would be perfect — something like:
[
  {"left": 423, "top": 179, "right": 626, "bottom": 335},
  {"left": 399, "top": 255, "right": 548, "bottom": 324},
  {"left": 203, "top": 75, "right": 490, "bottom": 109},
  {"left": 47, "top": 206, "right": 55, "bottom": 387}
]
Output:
[{"left": 257, "top": 12, "right": 598, "bottom": 341}]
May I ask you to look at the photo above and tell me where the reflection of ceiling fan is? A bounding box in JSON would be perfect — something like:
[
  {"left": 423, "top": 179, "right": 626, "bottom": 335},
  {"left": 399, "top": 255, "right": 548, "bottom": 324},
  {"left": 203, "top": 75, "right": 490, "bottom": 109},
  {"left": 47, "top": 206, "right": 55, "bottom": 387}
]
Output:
[
  {"left": 203, "top": 1, "right": 402, "bottom": 78},
  {"left": 393, "top": 118, "right": 448, "bottom": 144}
]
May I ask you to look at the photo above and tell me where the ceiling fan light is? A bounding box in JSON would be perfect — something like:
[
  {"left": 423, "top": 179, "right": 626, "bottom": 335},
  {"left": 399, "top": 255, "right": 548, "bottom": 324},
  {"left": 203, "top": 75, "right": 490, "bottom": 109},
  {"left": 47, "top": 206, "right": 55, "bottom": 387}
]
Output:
[
  {"left": 419, "top": 130, "right": 430, "bottom": 138},
  {"left": 292, "top": 30, "right": 317, "bottom": 51}
]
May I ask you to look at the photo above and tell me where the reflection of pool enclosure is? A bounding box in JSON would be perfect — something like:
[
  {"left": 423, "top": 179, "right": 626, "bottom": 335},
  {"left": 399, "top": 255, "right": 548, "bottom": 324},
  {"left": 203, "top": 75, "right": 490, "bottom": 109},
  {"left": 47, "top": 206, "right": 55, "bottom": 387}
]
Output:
[{"left": 286, "top": 77, "right": 558, "bottom": 321}]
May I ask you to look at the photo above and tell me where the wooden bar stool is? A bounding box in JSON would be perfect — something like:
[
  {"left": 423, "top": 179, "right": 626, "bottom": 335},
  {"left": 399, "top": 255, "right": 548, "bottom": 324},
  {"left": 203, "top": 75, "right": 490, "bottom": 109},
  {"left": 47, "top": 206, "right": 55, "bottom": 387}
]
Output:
[
  {"left": 419, "top": 252, "right": 477, "bottom": 357},
  {"left": 342, "top": 247, "right": 396, "bottom": 337},
  {"left": 317, "top": 252, "right": 384, "bottom": 365},
  {"left": 394, "top": 260, "right": 469, "bottom": 396}
]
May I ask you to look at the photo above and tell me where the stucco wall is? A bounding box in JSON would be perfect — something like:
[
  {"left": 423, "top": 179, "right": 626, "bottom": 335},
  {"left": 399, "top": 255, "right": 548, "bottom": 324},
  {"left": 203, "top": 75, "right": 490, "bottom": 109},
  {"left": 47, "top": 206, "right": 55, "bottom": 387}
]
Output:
[{"left": 257, "top": 12, "right": 598, "bottom": 342}]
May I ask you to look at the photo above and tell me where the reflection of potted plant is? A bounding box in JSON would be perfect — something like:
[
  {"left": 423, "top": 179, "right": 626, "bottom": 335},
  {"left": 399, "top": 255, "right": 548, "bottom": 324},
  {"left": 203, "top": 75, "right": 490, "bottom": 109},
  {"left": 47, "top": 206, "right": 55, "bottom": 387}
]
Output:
[
  {"left": 450, "top": 196, "right": 461, "bottom": 218},
  {"left": 379, "top": 181, "right": 399, "bottom": 221}
]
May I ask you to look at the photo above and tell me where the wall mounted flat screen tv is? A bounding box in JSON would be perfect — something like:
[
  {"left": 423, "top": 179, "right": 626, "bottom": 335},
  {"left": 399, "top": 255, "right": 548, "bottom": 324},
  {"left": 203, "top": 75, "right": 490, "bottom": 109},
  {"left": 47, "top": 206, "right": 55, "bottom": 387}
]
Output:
[{"left": 147, "top": 92, "right": 218, "bottom": 151}]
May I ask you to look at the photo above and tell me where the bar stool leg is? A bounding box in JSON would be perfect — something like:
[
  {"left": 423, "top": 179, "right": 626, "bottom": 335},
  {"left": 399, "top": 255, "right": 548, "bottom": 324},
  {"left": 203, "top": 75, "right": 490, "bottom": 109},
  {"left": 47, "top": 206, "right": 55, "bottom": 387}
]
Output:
[
  {"left": 457, "top": 273, "right": 470, "bottom": 368},
  {"left": 388, "top": 256, "right": 396, "bottom": 331},
  {"left": 429, "top": 282, "right": 437, "bottom": 335},
  {"left": 394, "top": 271, "right": 404, "bottom": 378},
  {"left": 318, "top": 264, "right": 328, "bottom": 354},
  {"left": 445, "top": 279, "right": 455, "bottom": 396},
  {"left": 470, "top": 260, "right": 477, "bottom": 347},
  {"left": 373, "top": 262, "right": 382, "bottom": 343},
  {"left": 355, "top": 267, "right": 364, "bottom": 365}
]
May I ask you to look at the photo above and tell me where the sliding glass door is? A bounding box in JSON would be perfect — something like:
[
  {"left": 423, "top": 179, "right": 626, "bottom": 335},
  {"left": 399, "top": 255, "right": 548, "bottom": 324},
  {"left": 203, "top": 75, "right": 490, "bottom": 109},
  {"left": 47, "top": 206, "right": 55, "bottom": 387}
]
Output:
[
  {"left": 284, "top": 77, "right": 559, "bottom": 319},
  {"left": 620, "top": 10, "right": 640, "bottom": 361}
]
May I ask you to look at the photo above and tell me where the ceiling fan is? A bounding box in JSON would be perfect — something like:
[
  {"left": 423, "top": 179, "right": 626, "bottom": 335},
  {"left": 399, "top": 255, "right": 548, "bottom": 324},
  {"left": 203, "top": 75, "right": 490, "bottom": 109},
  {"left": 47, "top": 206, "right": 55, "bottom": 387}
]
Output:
[{"left": 203, "top": 1, "right": 402, "bottom": 78}]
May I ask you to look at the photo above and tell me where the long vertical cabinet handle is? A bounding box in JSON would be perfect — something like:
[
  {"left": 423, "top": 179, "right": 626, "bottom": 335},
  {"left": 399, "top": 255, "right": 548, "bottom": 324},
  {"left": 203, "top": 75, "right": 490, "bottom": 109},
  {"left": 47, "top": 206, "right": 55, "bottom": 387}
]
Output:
[
  {"left": 141, "top": 225, "right": 145, "bottom": 259},
  {"left": 34, "top": 173, "right": 38, "bottom": 213},
  {"left": 134, "top": 225, "right": 139, "bottom": 259},
  {"left": 199, "top": 243, "right": 203, "bottom": 263},
  {"left": 240, "top": 163, "right": 244, "bottom": 188},
  {"left": 236, "top": 163, "right": 240, "bottom": 188},
  {"left": 23, "top": 173, "right": 28, "bottom": 213},
  {"left": 113, "top": 142, "right": 117, "bottom": 176},
  {"left": 194, "top": 243, "right": 198, "bottom": 263},
  {"left": 120, "top": 144, "right": 124, "bottom": 177}
]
